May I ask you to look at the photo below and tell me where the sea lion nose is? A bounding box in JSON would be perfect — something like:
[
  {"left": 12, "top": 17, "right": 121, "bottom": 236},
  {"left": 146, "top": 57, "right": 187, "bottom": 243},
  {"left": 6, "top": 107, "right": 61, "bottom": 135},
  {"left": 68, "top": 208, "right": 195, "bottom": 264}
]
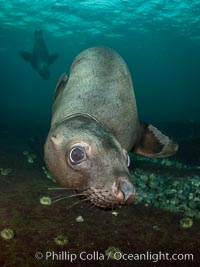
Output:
[{"left": 118, "top": 180, "right": 136, "bottom": 204}]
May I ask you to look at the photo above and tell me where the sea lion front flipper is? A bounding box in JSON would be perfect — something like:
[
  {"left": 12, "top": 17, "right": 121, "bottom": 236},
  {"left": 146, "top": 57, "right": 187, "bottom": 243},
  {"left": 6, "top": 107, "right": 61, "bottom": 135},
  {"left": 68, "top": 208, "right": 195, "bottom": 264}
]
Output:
[
  {"left": 132, "top": 123, "right": 178, "bottom": 158},
  {"left": 20, "top": 51, "right": 33, "bottom": 63},
  {"left": 48, "top": 53, "right": 59, "bottom": 65},
  {"left": 53, "top": 73, "right": 68, "bottom": 102}
]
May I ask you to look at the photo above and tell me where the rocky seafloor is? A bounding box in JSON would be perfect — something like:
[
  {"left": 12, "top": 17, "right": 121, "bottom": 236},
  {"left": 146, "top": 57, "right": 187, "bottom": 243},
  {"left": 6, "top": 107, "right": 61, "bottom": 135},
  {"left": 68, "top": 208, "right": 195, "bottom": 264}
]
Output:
[
  {"left": 131, "top": 155, "right": 200, "bottom": 219},
  {"left": 0, "top": 127, "right": 199, "bottom": 267}
]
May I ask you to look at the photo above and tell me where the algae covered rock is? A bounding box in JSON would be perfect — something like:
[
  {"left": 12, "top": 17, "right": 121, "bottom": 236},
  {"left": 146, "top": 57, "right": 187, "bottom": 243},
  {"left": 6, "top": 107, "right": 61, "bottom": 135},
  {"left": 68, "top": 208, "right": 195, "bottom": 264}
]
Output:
[
  {"left": 75, "top": 216, "right": 84, "bottom": 222},
  {"left": 1, "top": 228, "right": 15, "bottom": 240},
  {"left": 54, "top": 234, "right": 68, "bottom": 246},
  {"left": 0, "top": 168, "right": 12, "bottom": 176},
  {"left": 111, "top": 211, "right": 118, "bottom": 216},
  {"left": 40, "top": 196, "right": 52, "bottom": 205},
  {"left": 105, "top": 246, "right": 123, "bottom": 260},
  {"left": 131, "top": 166, "right": 200, "bottom": 219},
  {"left": 180, "top": 217, "right": 193, "bottom": 228},
  {"left": 23, "top": 151, "right": 37, "bottom": 164},
  {"left": 42, "top": 166, "right": 56, "bottom": 182}
]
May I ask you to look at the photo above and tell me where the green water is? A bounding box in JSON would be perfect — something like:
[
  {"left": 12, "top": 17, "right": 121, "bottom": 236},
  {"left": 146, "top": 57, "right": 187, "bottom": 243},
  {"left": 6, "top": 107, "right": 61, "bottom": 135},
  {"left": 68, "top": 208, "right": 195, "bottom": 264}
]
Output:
[{"left": 0, "top": 0, "right": 199, "bottom": 128}]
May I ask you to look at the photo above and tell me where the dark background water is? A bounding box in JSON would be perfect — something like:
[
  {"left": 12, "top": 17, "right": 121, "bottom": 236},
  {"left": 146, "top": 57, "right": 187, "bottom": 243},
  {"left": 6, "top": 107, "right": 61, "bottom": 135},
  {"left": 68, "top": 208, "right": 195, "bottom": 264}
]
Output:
[{"left": 0, "top": 1, "right": 200, "bottom": 133}]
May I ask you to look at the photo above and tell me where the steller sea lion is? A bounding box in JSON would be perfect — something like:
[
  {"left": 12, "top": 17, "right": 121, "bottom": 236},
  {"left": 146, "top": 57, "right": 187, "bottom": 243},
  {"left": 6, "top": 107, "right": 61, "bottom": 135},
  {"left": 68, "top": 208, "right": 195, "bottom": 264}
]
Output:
[
  {"left": 20, "top": 30, "right": 58, "bottom": 80},
  {"left": 44, "top": 46, "right": 178, "bottom": 209}
]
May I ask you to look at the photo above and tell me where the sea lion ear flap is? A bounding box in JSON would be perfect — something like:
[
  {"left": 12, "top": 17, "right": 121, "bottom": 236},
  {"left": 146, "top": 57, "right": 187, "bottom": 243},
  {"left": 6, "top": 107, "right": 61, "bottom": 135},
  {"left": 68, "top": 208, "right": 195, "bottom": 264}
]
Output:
[
  {"left": 133, "top": 123, "right": 178, "bottom": 158},
  {"left": 53, "top": 73, "right": 68, "bottom": 102}
]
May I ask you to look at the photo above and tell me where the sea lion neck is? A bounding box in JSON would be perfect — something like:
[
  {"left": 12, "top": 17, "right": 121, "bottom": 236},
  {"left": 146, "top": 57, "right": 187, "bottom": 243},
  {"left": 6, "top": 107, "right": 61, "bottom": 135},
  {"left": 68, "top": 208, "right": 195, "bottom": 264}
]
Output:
[{"left": 52, "top": 113, "right": 102, "bottom": 131}]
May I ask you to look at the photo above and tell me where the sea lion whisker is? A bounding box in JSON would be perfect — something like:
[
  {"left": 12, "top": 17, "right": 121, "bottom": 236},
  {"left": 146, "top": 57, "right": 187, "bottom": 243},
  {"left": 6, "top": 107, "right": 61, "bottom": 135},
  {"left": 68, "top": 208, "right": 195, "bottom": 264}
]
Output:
[
  {"left": 66, "top": 198, "right": 90, "bottom": 210},
  {"left": 88, "top": 203, "right": 97, "bottom": 211},
  {"left": 51, "top": 194, "right": 71, "bottom": 200},
  {"left": 48, "top": 187, "right": 68, "bottom": 190},
  {"left": 48, "top": 187, "right": 82, "bottom": 190},
  {"left": 51, "top": 192, "right": 88, "bottom": 200},
  {"left": 52, "top": 193, "right": 87, "bottom": 203}
]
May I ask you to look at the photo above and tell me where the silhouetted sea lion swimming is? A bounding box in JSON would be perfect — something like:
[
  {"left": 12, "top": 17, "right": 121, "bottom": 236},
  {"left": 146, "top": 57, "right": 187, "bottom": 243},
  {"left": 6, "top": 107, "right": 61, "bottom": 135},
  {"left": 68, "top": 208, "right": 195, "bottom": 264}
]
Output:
[
  {"left": 20, "top": 30, "right": 58, "bottom": 80},
  {"left": 44, "top": 46, "right": 178, "bottom": 209}
]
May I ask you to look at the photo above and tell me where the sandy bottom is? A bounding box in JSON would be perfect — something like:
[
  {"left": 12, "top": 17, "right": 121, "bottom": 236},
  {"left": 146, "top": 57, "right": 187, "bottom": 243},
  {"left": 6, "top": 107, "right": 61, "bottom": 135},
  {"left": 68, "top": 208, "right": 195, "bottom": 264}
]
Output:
[{"left": 0, "top": 131, "right": 199, "bottom": 267}]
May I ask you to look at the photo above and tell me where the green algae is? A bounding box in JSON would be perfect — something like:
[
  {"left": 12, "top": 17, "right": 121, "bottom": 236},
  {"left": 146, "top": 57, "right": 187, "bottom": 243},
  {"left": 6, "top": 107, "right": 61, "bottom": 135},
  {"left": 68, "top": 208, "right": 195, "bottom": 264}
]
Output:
[
  {"left": 54, "top": 234, "right": 68, "bottom": 246},
  {"left": 132, "top": 167, "right": 200, "bottom": 219},
  {"left": 1, "top": 228, "right": 14, "bottom": 240},
  {"left": 105, "top": 246, "right": 123, "bottom": 260},
  {"left": 23, "top": 151, "right": 37, "bottom": 164},
  {"left": 0, "top": 168, "right": 12, "bottom": 176},
  {"left": 40, "top": 196, "right": 52, "bottom": 206},
  {"left": 42, "top": 166, "right": 56, "bottom": 182},
  {"left": 180, "top": 217, "right": 193, "bottom": 228}
]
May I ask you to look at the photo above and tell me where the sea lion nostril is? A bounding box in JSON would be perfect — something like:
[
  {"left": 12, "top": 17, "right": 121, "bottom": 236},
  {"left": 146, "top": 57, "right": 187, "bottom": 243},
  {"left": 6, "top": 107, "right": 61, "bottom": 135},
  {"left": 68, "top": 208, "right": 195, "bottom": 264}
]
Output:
[{"left": 120, "top": 182, "right": 135, "bottom": 203}]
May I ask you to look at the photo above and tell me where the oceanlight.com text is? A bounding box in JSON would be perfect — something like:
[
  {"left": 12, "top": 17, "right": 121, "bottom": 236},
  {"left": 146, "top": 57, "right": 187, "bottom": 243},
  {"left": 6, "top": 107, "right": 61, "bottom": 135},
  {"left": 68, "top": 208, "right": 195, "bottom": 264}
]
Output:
[{"left": 35, "top": 250, "right": 194, "bottom": 263}]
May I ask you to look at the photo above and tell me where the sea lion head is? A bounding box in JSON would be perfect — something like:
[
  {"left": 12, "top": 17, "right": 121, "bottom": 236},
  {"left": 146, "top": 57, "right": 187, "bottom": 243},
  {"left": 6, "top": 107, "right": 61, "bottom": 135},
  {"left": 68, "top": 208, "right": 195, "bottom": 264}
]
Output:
[
  {"left": 44, "top": 114, "right": 136, "bottom": 209},
  {"left": 37, "top": 62, "right": 50, "bottom": 79}
]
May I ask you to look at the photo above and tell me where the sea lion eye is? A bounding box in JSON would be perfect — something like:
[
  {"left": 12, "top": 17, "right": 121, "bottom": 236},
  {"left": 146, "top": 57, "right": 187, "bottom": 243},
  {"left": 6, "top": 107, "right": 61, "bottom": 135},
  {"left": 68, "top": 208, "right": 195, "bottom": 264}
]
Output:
[
  {"left": 69, "top": 146, "right": 87, "bottom": 165},
  {"left": 123, "top": 149, "right": 130, "bottom": 167}
]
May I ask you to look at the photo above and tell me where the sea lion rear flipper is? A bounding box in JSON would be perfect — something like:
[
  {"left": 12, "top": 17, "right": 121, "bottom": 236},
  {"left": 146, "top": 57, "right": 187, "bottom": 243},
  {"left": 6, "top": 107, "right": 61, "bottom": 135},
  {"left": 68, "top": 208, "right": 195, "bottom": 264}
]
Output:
[
  {"left": 53, "top": 73, "right": 68, "bottom": 101},
  {"left": 132, "top": 123, "right": 178, "bottom": 158},
  {"left": 48, "top": 53, "right": 59, "bottom": 65},
  {"left": 20, "top": 51, "right": 33, "bottom": 63}
]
